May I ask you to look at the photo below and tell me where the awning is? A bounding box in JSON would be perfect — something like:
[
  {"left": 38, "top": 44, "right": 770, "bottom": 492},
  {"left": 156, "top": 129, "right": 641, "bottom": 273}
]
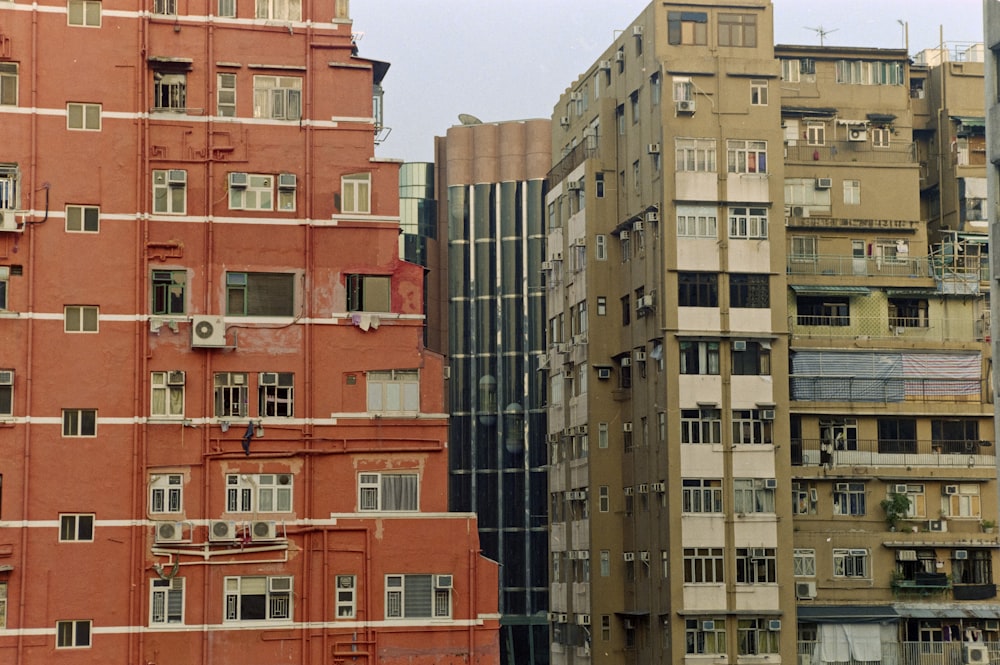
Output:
[
  {"left": 952, "top": 116, "right": 985, "bottom": 128},
  {"left": 895, "top": 605, "right": 1000, "bottom": 619},
  {"left": 790, "top": 285, "right": 871, "bottom": 295},
  {"left": 883, "top": 541, "right": 1000, "bottom": 549},
  {"left": 797, "top": 605, "right": 899, "bottom": 624},
  {"left": 615, "top": 610, "right": 650, "bottom": 618}
]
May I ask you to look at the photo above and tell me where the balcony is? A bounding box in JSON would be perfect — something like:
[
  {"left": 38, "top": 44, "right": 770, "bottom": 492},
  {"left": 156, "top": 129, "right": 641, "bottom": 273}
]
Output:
[
  {"left": 789, "top": 313, "right": 985, "bottom": 343},
  {"left": 792, "top": 438, "right": 995, "bottom": 468},
  {"left": 797, "top": 641, "right": 1000, "bottom": 665},
  {"left": 790, "top": 375, "right": 984, "bottom": 403},
  {"left": 787, "top": 254, "right": 986, "bottom": 286},
  {"left": 784, "top": 140, "right": 916, "bottom": 164}
]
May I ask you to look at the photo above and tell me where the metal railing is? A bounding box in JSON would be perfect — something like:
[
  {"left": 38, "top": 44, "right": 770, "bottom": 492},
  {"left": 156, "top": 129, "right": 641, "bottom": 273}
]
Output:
[
  {"left": 788, "top": 314, "right": 985, "bottom": 342},
  {"left": 792, "top": 438, "right": 995, "bottom": 468},
  {"left": 798, "top": 640, "right": 999, "bottom": 665},
  {"left": 785, "top": 140, "right": 917, "bottom": 164},
  {"left": 786, "top": 254, "right": 986, "bottom": 283}
]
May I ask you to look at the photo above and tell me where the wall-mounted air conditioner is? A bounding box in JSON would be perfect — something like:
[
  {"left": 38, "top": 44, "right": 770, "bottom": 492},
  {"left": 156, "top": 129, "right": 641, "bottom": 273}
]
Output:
[
  {"left": 596, "top": 367, "right": 612, "bottom": 380},
  {"left": 577, "top": 614, "right": 591, "bottom": 626},
  {"left": 733, "top": 340, "right": 747, "bottom": 351},
  {"left": 190, "top": 315, "right": 227, "bottom": 348},
  {"left": 166, "top": 370, "right": 186, "bottom": 386},
  {"left": 816, "top": 177, "right": 833, "bottom": 189},
  {"left": 645, "top": 211, "right": 659, "bottom": 223},
  {"left": 0, "top": 210, "right": 20, "bottom": 232},
  {"left": 209, "top": 520, "right": 237, "bottom": 541},
  {"left": 250, "top": 520, "right": 278, "bottom": 541},
  {"left": 650, "top": 482, "right": 665, "bottom": 492},
  {"left": 848, "top": 126, "right": 867, "bottom": 142},
  {"left": 567, "top": 180, "right": 582, "bottom": 192},
  {"left": 929, "top": 519, "right": 947, "bottom": 532},
  {"left": 796, "top": 581, "right": 817, "bottom": 599},
  {"left": 560, "top": 116, "right": 570, "bottom": 127},
  {"left": 167, "top": 169, "right": 187, "bottom": 186},
  {"left": 634, "top": 350, "right": 646, "bottom": 362},
  {"left": 435, "top": 574, "right": 454, "bottom": 589},
  {"left": 647, "top": 143, "right": 661, "bottom": 154},
  {"left": 598, "top": 59, "right": 611, "bottom": 70},
  {"left": 676, "top": 99, "right": 696, "bottom": 114},
  {"left": 228, "top": 172, "right": 248, "bottom": 188},
  {"left": 791, "top": 205, "right": 809, "bottom": 217},
  {"left": 278, "top": 173, "right": 297, "bottom": 189},
  {"left": 623, "top": 552, "right": 635, "bottom": 562},
  {"left": 155, "top": 521, "right": 186, "bottom": 543},
  {"left": 632, "top": 25, "right": 643, "bottom": 35},
  {"left": 944, "top": 485, "right": 959, "bottom": 495},
  {"left": 623, "top": 422, "right": 633, "bottom": 432},
  {"left": 964, "top": 644, "right": 990, "bottom": 665}
]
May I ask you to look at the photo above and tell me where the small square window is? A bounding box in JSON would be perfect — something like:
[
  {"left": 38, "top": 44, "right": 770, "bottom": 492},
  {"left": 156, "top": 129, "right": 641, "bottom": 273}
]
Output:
[
  {"left": 59, "top": 514, "right": 95, "bottom": 541},
  {"left": 66, "top": 205, "right": 99, "bottom": 233},
  {"left": 67, "top": 103, "right": 101, "bottom": 130},
  {"left": 64, "top": 305, "right": 99, "bottom": 332},
  {"left": 56, "top": 619, "right": 92, "bottom": 648},
  {"left": 67, "top": 0, "right": 101, "bottom": 26},
  {"left": 62, "top": 409, "right": 97, "bottom": 437}
]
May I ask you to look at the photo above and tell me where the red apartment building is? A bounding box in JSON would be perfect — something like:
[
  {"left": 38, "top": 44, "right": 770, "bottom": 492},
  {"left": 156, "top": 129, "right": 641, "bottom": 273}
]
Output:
[{"left": 0, "top": 0, "right": 499, "bottom": 663}]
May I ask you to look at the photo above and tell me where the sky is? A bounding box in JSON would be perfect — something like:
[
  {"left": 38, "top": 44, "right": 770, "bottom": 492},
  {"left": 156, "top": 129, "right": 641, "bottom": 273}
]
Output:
[{"left": 351, "top": 0, "right": 986, "bottom": 163}]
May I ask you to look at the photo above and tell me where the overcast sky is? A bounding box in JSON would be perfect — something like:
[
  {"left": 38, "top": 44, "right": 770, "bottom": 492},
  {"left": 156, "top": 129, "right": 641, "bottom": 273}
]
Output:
[{"left": 351, "top": 0, "right": 986, "bottom": 163}]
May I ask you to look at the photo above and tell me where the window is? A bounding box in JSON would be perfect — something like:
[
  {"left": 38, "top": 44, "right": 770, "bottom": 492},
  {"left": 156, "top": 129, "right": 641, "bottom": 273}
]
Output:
[
  {"left": 152, "top": 0, "right": 176, "bottom": 14},
  {"left": 678, "top": 272, "right": 718, "bottom": 307},
  {"left": 59, "top": 513, "right": 94, "bottom": 541},
  {"left": 253, "top": 76, "right": 301, "bottom": 120},
  {"left": 67, "top": 102, "right": 100, "bottom": 130},
  {"left": 792, "top": 483, "right": 817, "bottom": 516},
  {"left": 879, "top": 417, "right": 916, "bottom": 454},
  {"left": 150, "top": 578, "right": 184, "bottom": 625},
  {"left": 796, "top": 296, "right": 849, "bottom": 326},
  {"left": 675, "top": 138, "right": 716, "bottom": 173},
  {"left": 385, "top": 574, "right": 451, "bottom": 619},
  {"left": 946, "top": 484, "right": 981, "bottom": 518},
  {"left": 67, "top": 0, "right": 100, "bottom": 25},
  {"left": 650, "top": 72, "right": 661, "bottom": 105},
  {"left": 750, "top": 79, "right": 767, "bottom": 105},
  {"left": 681, "top": 408, "right": 721, "bottom": 444},
  {"left": 953, "top": 550, "right": 992, "bottom": 585},
  {"left": 737, "top": 618, "right": 779, "bottom": 655},
  {"left": 822, "top": 419, "right": 859, "bottom": 451},
  {"left": 347, "top": 274, "right": 390, "bottom": 312},
  {"left": 673, "top": 78, "right": 693, "bottom": 102},
  {"left": 677, "top": 208, "right": 717, "bottom": 238},
  {"left": 630, "top": 90, "right": 639, "bottom": 124},
  {"left": 259, "top": 372, "right": 293, "bottom": 417},
  {"left": 254, "top": 0, "right": 301, "bottom": 20},
  {"left": 149, "top": 473, "right": 183, "bottom": 513},
  {"left": 835, "top": 59, "right": 903, "bottom": 86},
  {"left": 66, "top": 205, "right": 99, "bottom": 233},
  {"left": 341, "top": 173, "right": 371, "bottom": 214},
  {"left": 359, "top": 472, "right": 418, "bottom": 511},
  {"left": 806, "top": 123, "right": 826, "bottom": 146},
  {"left": 366, "top": 369, "right": 418, "bottom": 414},
  {"left": 891, "top": 484, "right": 926, "bottom": 518},
  {"left": 780, "top": 59, "right": 801, "bottom": 82},
  {"left": 872, "top": 127, "right": 891, "bottom": 147},
  {"left": 0, "top": 582, "right": 5, "bottom": 629},
  {"left": 794, "top": 549, "right": 816, "bottom": 577},
  {"left": 217, "top": 0, "right": 236, "bottom": 16},
  {"left": 833, "top": 548, "right": 869, "bottom": 578},
  {"left": 228, "top": 174, "right": 274, "bottom": 211},
  {"left": 932, "top": 419, "right": 980, "bottom": 454},
  {"left": 727, "top": 139, "right": 767, "bottom": 174},
  {"left": 732, "top": 410, "right": 773, "bottom": 444},
  {"left": 719, "top": 13, "right": 757, "bottom": 46},
  {"left": 64, "top": 305, "right": 98, "bottom": 332},
  {"left": 736, "top": 548, "right": 777, "bottom": 583},
  {"left": 686, "top": 617, "right": 726, "bottom": 654},
  {"left": 683, "top": 547, "right": 724, "bottom": 583},
  {"left": 833, "top": 482, "right": 867, "bottom": 516},
  {"left": 62, "top": 409, "right": 97, "bottom": 437},
  {"left": 844, "top": 179, "right": 861, "bottom": 205},
  {"left": 56, "top": 620, "right": 91, "bottom": 648},
  {"left": 152, "top": 169, "right": 187, "bottom": 214},
  {"left": 0, "top": 63, "right": 17, "bottom": 106},
  {"left": 0, "top": 369, "right": 11, "bottom": 417},
  {"left": 217, "top": 73, "right": 237, "bottom": 115},
  {"left": 680, "top": 341, "right": 719, "bottom": 375},
  {"left": 214, "top": 372, "right": 248, "bottom": 418},
  {"left": 682, "top": 479, "right": 722, "bottom": 513},
  {"left": 151, "top": 371, "right": 185, "bottom": 418},
  {"left": 888, "top": 298, "right": 928, "bottom": 328},
  {"left": 733, "top": 479, "right": 775, "bottom": 513},
  {"left": 598, "top": 485, "right": 610, "bottom": 512},
  {"left": 151, "top": 270, "right": 186, "bottom": 316},
  {"left": 731, "top": 341, "right": 771, "bottom": 376},
  {"left": 791, "top": 235, "right": 817, "bottom": 262},
  {"left": 616, "top": 104, "right": 625, "bottom": 135},
  {"left": 335, "top": 575, "right": 356, "bottom": 618},
  {"left": 729, "top": 274, "right": 769, "bottom": 309},
  {"left": 224, "top": 576, "right": 292, "bottom": 622},
  {"left": 728, "top": 207, "right": 768, "bottom": 239},
  {"left": 153, "top": 73, "right": 186, "bottom": 111},
  {"left": 226, "top": 473, "right": 293, "bottom": 513},
  {"left": 632, "top": 160, "right": 640, "bottom": 192},
  {"left": 226, "top": 272, "right": 295, "bottom": 317},
  {"left": 667, "top": 11, "right": 707, "bottom": 45}
]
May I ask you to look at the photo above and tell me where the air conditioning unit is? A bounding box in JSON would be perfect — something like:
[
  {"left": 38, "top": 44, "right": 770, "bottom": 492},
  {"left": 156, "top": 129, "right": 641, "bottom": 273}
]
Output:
[
  {"left": 577, "top": 424, "right": 588, "bottom": 435},
  {"left": 633, "top": 221, "right": 644, "bottom": 232},
  {"left": 645, "top": 211, "right": 659, "bottom": 223},
  {"left": 791, "top": 205, "right": 809, "bottom": 217},
  {"left": 848, "top": 126, "right": 866, "bottom": 142},
  {"left": 796, "top": 581, "right": 817, "bottom": 599},
  {"left": 761, "top": 409, "right": 776, "bottom": 421},
  {"left": 764, "top": 478, "right": 778, "bottom": 489},
  {"left": 0, "top": 210, "right": 19, "bottom": 232},
  {"left": 570, "top": 92, "right": 583, "bottom": 101},
  {"left": 623, "top": 422, "right": 633, "bottom": 432},
  {"left": 560, "top": 116, "right": 570, "bottom": 127},
  {"left": 228, "top": 172, "right": 248, "bottom": 188},
  {"left": 0, "top": 370, "right": 12, "bottom": 385},
  {"left": 155, "top": 521, "right": 185, "bottom": 543},
  {"left": 733, "top": 340, "right": 747, "bottom": 351},
  {"left": 577, "top": 550, "right": 590, "bottom": 560},
  {"left": 964, "top": 644, "right": 990, "bottom": 665},
  {"left": 634, "top": 350, "right": 646, "bottom": 362},
  {"left": 955, "top": 550, "right": 969, "bottom": 560},
  {"left": 893, "top": 484, "right": 909, "bottom": 494},
  {"left": 638, "top": 484, "right": 648, "bottom": 494},
  {"left": 577, "top": 614, "right": 591, "bottom": 626},
  {"left": 929, "top": 520, "right": 947, "bottom": 532},
  {"left": 548, "top": 433, "right": 560, "bottom": 443},
  {"left": 567, "top": 180, "right": 582, "bottom": 191},
  {"left": 167, "top": 169, "right": 187, "bottom": 186},
  {"left": 623, "top": 552, "right": 635, "bottom": 562},
  {"left": 251, "top": 520, "right": 278, "bottom": 541},
  {"left": 166, "top": 370, "right": 186, "bottom": 386},
  {"left": 769, "top": 619, "right": 782, "bottom": 631},
  {"left": 621, "top": 357, "right": 631, "bottom": 368},
  {"left": 945, "top": 485, "right": 959, "bottom": 495},
  {"left": 623, "top": 486, "right": 634, "bottom": 496},
  {"left": 260, "top": 372, "right": 279, "bottom": 386},
  {"left": 615, "top": 50, "right": 625, "bottom": 62},
  {"left": 651, "top": 482, "right": 665, "bottom": 492},
  {"left": 639, "top": 550, "right": 649, "bottom": 561},
  {"left": 541, "top": 261, "right": 553, "bottom": 271},
  {"left": 815, "top": 177, "right": 833, "bottom": 189},
  {"left": 190, "top": 315, "right": 227, "bottom": 348},
  {"left": 209, "top": 520, "right": 237, "bottom": 541},
  {"left": 637, "top": 294, "right": 654, "bottom": 310},
  {"left": 596, "top": 367, "right": 612, "bottom": 380},
  {"left": 632, "top": 25, "right": 643, "bottom": 35},
  {"left": 676, "top": 99, "right": 696, "bottom": 113},
  {"left": 835, "top": 483, "right": 850, "bottom": 492},
  {"left": 701, "top": 620, "right": 715, "bottom": 631},
  {"left": 598, "top": 59, "right": 611, "bottom": 70},
  {"left": 435, "top": 574, "right": 453, "bottom": 589},
  {"left": 647, "top": 143, "right": 661, "bottom": 154},
  {"left": 620, "top": 230, "right": 630, "bottom": 240},
  {"left": 278, "top": 173, "right": 297, "bottom": 189}
]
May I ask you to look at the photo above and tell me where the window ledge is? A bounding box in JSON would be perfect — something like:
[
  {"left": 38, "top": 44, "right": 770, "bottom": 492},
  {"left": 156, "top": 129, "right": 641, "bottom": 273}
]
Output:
[{"left": 0, "top": 311, "right": 20, "bottom": 318}]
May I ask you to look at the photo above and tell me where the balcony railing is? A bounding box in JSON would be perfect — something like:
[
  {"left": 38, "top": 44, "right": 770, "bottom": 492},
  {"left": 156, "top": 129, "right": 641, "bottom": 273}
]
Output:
[
  {"left": 797, "top": 641, "right": 1000, "bottom": 665},
  {"left": 789, "top": 314, "right": 986, "bottom": 343},
  {"left": 790, "top": 376, "right": 984, "bottom": 403},
  {"left": 792, "top": 438, "right": 995, "bottom": 468},
  {"left": 785, "top": 140, "right": 917, "bottom": 164},
  {"left": 787, "top": 254, "right": 986, "bottom": 284}
]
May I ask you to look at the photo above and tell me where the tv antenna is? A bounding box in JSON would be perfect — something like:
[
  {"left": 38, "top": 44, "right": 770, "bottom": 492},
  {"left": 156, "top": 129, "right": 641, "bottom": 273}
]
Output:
[{"left": 804, "top": 25, "right": 838, "bottom": 46}]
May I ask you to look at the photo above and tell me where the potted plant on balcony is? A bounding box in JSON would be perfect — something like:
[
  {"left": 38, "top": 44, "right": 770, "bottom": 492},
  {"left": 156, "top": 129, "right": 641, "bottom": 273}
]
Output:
[
  {"left": 982, "top": 519, "right": 995, "bottom": 534},
  {"left": 880, "top": 492, "right": 911, "bottom": 531}
]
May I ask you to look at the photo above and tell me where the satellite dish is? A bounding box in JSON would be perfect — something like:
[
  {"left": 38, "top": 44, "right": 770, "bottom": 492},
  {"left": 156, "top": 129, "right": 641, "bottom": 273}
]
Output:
[{"left": 458, "top": 113, "right": 483, "bottom": 125}]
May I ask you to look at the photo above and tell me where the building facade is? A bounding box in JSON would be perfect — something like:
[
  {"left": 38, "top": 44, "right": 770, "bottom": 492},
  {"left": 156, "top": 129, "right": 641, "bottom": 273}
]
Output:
[
  {"left": 437, "top": 119, "right": 552, "bottom": 665},
  {"left": 0, "top": 1, "right": 499, "bottom": 663}
]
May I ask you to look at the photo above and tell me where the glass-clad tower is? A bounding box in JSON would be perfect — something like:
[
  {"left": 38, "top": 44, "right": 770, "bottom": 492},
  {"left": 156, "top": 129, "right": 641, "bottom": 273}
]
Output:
[{"left": 439, "top": 119, "right": 552, "bottom": 664}]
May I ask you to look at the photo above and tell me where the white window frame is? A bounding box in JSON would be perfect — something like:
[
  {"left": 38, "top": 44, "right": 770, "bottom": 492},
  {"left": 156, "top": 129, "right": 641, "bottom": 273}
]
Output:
[
  {"left": 793, "top": 548, "right": 816, "bottom": 576},
  {"left": 896, "top": 483, "right": 926, "bottom": 518},
  {"left": 217, "top": 0, "right": 236, "bottom": 16},
  {"left": 366, "top": 370, "right": 418, "bottom": 414},
  {"left": 686, "top": 617, "right": 727, "bottom": 654},
  {"left": 384, "top": 574, "right": 451, "bottom": 619},
  {"left": 731, "top": 409, "right": 773, "bottom": 445},
  {"left": 0, "top": 367, "right": 12, "bottom": 417},
  {"left": 727, "top": 139, "right": 767, "bottom": 174},
  {"left": 67, "top": 0, "right": 101, "bottom": 26},
  {"left": 153, "top": 73, "right": 186, "bottom": 111},
  {"left": 224, "top": 576, "right": 292, "bottom": 622},
  {"left": 56, "top": 620, "right": 92, "bottom": 648},
  {"left": 733, "top": 479, "right": 776, "bottom": 514},
  {"left": 0, "top": 582, "right": 6, "bottom": 630},
  {"left": 217, "top": 73, "right": 237, "bottom": 116},
  {"left": 947, "top": 483, "right": 981, "bottom": 518},
  {"left": 735, "top": 548, "right": 777, "bottom": 584},
  {"left": 728, "top": 206, "right": 768, "bottom": 239},
  {"left": 64, "top": 305, "right": 98, "bottom": 332},
  {"left": 781, "top": 59, "right": 801, "bottom": 82},
  {"left": 677, "top": 204, "right": 718, "bottom": 238},
  {"left": 750, "top": 79, "right": 767, "bottom": 105},
  {"left": 252, "top": 76, "right": 302, "bottom": 120},
  {"left": 806, "top": 123, "right": 825, "bottom": 146},
  {"left": 358, "top": 472, "right": 419, "bottom": 511},
  {"left": 872, "top": 127, "right": 891, "bottom": 148},
  {"left": 62, "top": 408, "right": 97, "bottom": 437},
  {"left": 66, "top": 204, "right": 99, "bottom": 232},
  {"left": 675, "top": 138, "right": 717, "bottom": 172},
  {"left": 149, "top": 473, "right": 183, "bottom": 514},
  {"left": 152, "top": 0, "right": 176, "bottom": 14},
  {"left": 683, "top": 547, "right": 725, "bottom": 583},
  {"left": 254, "top": 0, "right": 301, "bottom": 20},
  {"left": 335, "top": 575, "right": 356, "bottom": 618},
  {"left": 259, "top": 372, "right": 294, "bottom": 418},
  {"left": 0, "top": 63, "right": 17, "bottom": 106},
  {"left": 150, "top": 577, "right": 184, "bottom": 626},
  {"left": 229, "top": 174, "right": 275, "bottom": 211},
  {"left": 214, "top": 372, "right": 248, "bottom": 418},
  {"left": 595, "top": 234, "right": 607, "bottom": 260},
  {"left": 67, "top": 102, "right": 101, "bottom": 130},
  {"left": 59, "top": 513, "right": 94, "bottom": 541},
  {"left": 682, "top": 479, "right": 723, "bottom": 513},
  {"left": 844, "top": 179, "right": 861, "bottom": 205},
  {"left": 152, "top": 169, "right": 187, "bottom": 215},
  {"left": 672, "top": 79, "right": 692, "bottom": 102},
  {"left": 341, "top": 173, "right": 371, "bottom": 214},
  {"left": 790, "top": 235, "right": 817, "bottom": 263},
  {"left": 833, "top": 548, "right": 869, "bottom": 578},
  {"left": 151, "top": 371, "right": 185, "bottom": 419},
  {"left": 226, "top": 473, "right": 293, "bottom": 513},
  {"left": 680, "top": 408, "right": 722, "bottom": 444},
  {"left": 833, "top": 482, "right": 867, "bottom": 516}
]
